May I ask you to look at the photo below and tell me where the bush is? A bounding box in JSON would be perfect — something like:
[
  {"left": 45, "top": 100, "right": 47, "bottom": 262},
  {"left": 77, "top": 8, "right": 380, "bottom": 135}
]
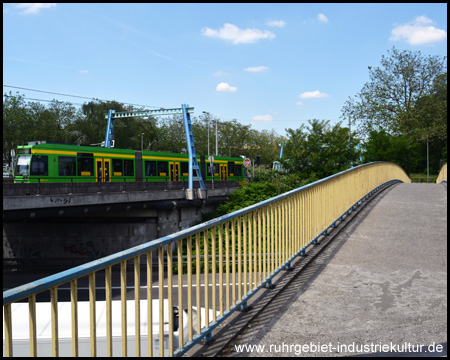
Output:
[{"left": 202, "top": 168, "right": 316, "bottom": 221}]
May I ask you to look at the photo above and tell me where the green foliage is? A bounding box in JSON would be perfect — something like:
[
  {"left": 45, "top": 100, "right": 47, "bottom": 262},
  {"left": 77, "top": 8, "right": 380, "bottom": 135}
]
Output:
[
  {"left": 282, "top": 119, "right": 358, "bottom": 179},
  {"left": 3, "top": 92, "right": 29, "bottom": 163},
  {"left": 341, "top": 47, "right": 447, "bottom": 177},
  {"left": 3, "top": 92, "right": 79, "bottom": 163},
  {"left": 202, "top": 182, "right": 277, "bottom": 221},
  {"left": 363, "top": 128, "right": 422, "bottom": 173},
  {"left": 411, "top": 72, "right": 447, "bottom": 142},
  {"left": 202, "top": 168, "right": 317, "bottom": 222},
  {"left": 342, "top": 47, "right": 447, "bottom": 138}
]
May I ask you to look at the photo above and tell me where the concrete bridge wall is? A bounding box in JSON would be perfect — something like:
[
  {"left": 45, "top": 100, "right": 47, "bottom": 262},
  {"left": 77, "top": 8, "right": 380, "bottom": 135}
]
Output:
[
  {"left": 3, "top": 181, "right": 238, "bottom": 267},
  {"left": 3, "top": 202, "right": 217, "bottom": 264}
]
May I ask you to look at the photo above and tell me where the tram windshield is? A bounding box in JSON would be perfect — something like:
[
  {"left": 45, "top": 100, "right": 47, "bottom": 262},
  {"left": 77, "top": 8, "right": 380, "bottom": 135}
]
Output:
[{"left": 15, "top": 155, "right": 31, "bottom": 176}]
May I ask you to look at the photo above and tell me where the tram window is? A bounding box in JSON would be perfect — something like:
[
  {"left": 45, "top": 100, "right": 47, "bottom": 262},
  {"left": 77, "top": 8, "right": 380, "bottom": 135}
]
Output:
[
  {"left": 145, "top": 161, "right": 157, "bottom": 176},
  {"left": 235, "top": 164, "right": 242, "bottom": 177},
  {"left": 15, "top": 155, "right": 31, "bottom": 176},
  {"left": 77, "top": 157, "right": 94, "bottom": 176},
  {"left": 30, "top": 155, "right": 48, "bottom": 176},
  {"left": 158, "top": 161, "right": 168, "bottom": 176},
  {"left": 228, "top": 162, "right": 235, "bottom": 176},
  {"left": 181, "top": 162, "right": 188, "bottom": 176},
  {"left": 113, "top": 159, "right": 123, "bottom": 175},
  {"left": 124, "top": 159, "right": 134, "bottom": 176},
  {"left": 58, "top": 157, "right": 76, "bottom": 176}
]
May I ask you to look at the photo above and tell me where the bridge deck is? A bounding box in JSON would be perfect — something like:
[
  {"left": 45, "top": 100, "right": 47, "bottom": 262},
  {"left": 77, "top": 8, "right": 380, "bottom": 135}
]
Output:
[{"left": 215, "top": 183, "right": 447, "bottom": 357}]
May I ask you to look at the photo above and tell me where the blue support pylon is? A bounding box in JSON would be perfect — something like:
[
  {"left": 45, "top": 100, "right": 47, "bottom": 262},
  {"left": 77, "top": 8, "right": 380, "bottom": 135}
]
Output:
[
  {"left": 104, "top": 110, "right": 116, "bottom": 148},
  {"left": 103, "top": 104, "right": 205, "bottom": 197},
  {"left": 181, "top": 104, "right": 205, "bottom": 191}
]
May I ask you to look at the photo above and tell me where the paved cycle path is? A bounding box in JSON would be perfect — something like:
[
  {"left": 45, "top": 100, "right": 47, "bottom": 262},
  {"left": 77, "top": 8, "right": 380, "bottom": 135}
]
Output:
[{"left": 224, "top": 183, "right": 447, "bottom": 357}]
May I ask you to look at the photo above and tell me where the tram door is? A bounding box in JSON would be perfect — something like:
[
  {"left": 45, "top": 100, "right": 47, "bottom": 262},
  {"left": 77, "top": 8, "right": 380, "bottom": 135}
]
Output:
[
  {"left": 169, "top": 162, "right": 180, "bottom": 181},
  {"left": 220, "top": 164, "right": 228, "bottom": 181},
  {"left": 96, "top": 158, "right": 111, "bottom": 182}
]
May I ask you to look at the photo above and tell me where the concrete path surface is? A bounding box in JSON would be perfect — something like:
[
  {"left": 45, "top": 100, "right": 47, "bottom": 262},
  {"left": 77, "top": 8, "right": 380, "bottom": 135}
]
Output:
[{"left": 221, "top": 183, "right": 447, "bottom": 357}]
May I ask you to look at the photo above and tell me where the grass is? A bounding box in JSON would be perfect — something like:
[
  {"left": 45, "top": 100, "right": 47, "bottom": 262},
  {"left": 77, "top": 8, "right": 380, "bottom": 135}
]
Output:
[{"left": 409, "top": 173, "right": 438, "bottom": 183}]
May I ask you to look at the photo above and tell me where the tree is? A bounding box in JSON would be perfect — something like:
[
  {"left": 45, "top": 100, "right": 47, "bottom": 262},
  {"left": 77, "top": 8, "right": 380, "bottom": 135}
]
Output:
[
  {"left": 282, "top": 119, "right": 358, "bottom": 179},
  {"left": 249, "top": 129, "right": 284, "bottom": 165},
  {"left": 153, "top": 115, "right": 187, "bottom": 153},
  {"left": 217, "top": 119, "right": 252, "bottom": 157},
  {"left": 410, "top": 72, "right": 447, "bottom": 142},
  {"left": 28, "top": 100, "right": 79, "bottom": 143},
  {"left": 71, "top": 100, "right": 131, "bottom": 147},
  {"left": 362, "top": 128, "right": 422, "bottom": 174},
  {"left": 342, "top": 47, "right": 447, "bottom": 138},
  {"left": 3, "top": 92, "right": 30, "bottom": 163}
]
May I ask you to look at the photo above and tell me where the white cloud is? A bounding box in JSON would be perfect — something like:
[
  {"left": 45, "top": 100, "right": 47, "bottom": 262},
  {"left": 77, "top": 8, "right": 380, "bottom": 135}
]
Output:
[
  {"left": 296, "top": 101, "right": 304, "bottom": 106},
  {"left": 390, "top": 16, "right": 447, "bottom": 45},
  {"left": 216, "top": 82, "right": 237, "bottom": 92},
  {"left": 252, "top": 114, "right": 273, "bottom": 122},
  {"left": 244, "top": 66, "right": 269, "bottom": 72},
  {"left": 317, "top": 13, "right": 329, "bottom": 23},
  {"left": 78, "top": 70, "right": 89, "bottom": 74},
  {"left": 15, "top": 3, "right": 56, "bottom": 14},
  {"left": 267, "top": 20, "right": 286, "bottom": 28},
  {"left": 299, "top": 90, "right": 329, "bottom": 99},
  {"left": 201, "top": 23, "right": 275, "bottom": 44}
]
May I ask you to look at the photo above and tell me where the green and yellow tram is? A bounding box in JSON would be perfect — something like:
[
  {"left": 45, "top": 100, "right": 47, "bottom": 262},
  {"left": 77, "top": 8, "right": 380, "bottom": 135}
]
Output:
[{"left": 13, "top": 142, "right": 246, "bottom": 185}]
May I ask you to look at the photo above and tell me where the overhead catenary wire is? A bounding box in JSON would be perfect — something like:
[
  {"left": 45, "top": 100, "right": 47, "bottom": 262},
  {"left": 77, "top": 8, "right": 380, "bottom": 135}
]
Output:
[
  {"left": 3, "top": 84, "right": 162, "bottom": 109},
  {"left": 4, "top": 84, "right": 307, "bottom": 123},
  {"left": 3, "top": 94, "right": 85, "bottom": 106}
]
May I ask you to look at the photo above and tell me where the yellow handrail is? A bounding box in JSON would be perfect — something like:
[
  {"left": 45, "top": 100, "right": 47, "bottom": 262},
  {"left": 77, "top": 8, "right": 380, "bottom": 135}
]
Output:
[
  {"left": 437, "top": 163, "right": 447, "bottom": 183},
  {"left": 3, "top": 162, "right": 410, "bottom": 357}
]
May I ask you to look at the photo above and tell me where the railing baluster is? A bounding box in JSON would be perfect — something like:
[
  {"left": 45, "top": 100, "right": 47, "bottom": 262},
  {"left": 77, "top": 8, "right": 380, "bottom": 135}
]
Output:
[
  {"left": 50, "top": 286, "right": 59, "bottom": 357},
  {"left": 121, "top": 260, "right": 127, "bottom": 357},
  {"left": 28, "top": 294, "right": 37, "bottom": 357},
  {"left": 105, "top": 267, "right": 112, "bottom": 357},
  {"left": 248, "top": 212, "right": 252, "bottom": 292},
  {"left": 204, "top": 230, "right": 209, "bottom": 327},
  {"left": 89, "top": 273, "right": 96, "bottom": 357},
  {"left": 219, "top": 224, "right": 224, "bottom": 317},
  {"left": 243, "top": 213, "right": 248, "bottom": 297},
  {"left": 147, "top": 251, "right": 153, "bottom": 357},
  {"left": 237, "top": 216, "right": 242, "bottom": 302},
  {"left": 134, "top": 256, "right": 141, "bottom": 357},
  {"left": 262, "top": 207, "right": 266, "bottom": 282},
  {"left": 231, "top": 218, "right": 236, "bottom": 306},
  {"left": 253, "top": 210, "right": 257, "bottom": 290},
  {"left": 168, "top": 245, "right": 174, "bottom": 356},
  {"left": 277, "top": 202, "right": 281, "bottom": 269},
  {"left": 177, "top": 239, "right": 184, "bottom": 348},
  {"left": 270, "top": 204, "right": 274, "bottom": 275},
  {"left": 70, "top": 279, "right": 78, "bottom": 357},
  {"left": 158, "top": 247, "right": 164, "bottom": 357},
  {"left": 4, "top": 303, "right": 12, "bottom": 357},
  {"left": 187, "top": 236, "right": 193, "bottom": 341},
  {"left": 258, "top": 208, "right": 262, "bottom": 285},
  {"left": 196, "top": 233, "right": 201, "bottom": 334},
  {"left": 225, "top": 221, "right": 230, "bottom": 311},
  {"left": 211, "top": 228, "right": 217, "bottom": 323}
]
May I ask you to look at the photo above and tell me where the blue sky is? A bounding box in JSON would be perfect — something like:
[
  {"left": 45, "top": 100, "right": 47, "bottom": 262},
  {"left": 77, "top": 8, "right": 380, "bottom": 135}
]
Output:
[{"left": 3, "top": 3, "right": 447, "bottom": 137}]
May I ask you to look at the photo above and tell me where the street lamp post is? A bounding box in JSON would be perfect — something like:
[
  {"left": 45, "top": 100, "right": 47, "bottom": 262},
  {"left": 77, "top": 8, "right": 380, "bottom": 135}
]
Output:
[
  {"left": 141, "top": 133, "right": 144, "bottom": 152},
  {"left": 215, "top": 117, "right": 218, "bottom": 156},
  {"left": 203, "top": 111, "right": 214, "bottom": 187}
]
